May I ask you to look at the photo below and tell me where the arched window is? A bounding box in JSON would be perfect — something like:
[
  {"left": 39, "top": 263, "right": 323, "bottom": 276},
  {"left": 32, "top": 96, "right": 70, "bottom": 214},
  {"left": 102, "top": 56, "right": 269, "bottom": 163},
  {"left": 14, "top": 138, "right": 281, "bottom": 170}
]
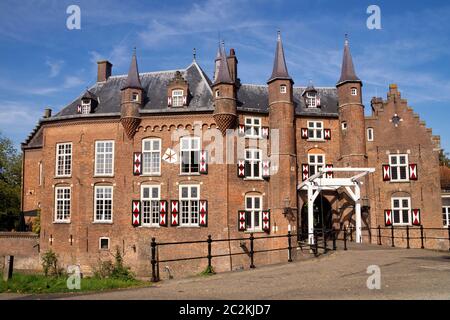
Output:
[{"left": 245, "top": 193, "right": 263, "bottom": 232}]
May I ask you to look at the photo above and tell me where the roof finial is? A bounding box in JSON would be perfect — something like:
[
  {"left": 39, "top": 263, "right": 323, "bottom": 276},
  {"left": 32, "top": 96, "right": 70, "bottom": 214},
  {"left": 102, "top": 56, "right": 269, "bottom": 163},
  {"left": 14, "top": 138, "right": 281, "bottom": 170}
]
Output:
[
  {"left": 277, "top": 30, "right": 281, "bottom": 41},
  {"left": 133, "top": 47, "right": 137, "bottom": 55},
  {"left": 193, "top": 47, "right": 196, "bottom": 61},
  {"left": 344, "top": 34, "right": 349, "bottom": 46}
]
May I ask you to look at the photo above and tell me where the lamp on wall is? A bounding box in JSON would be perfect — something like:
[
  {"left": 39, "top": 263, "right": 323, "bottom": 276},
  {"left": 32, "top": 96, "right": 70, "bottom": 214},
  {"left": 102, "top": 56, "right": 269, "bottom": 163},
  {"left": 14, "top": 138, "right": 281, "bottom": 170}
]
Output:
[{"left": 283, "top": 197, "right": 293, "bottom": 218}]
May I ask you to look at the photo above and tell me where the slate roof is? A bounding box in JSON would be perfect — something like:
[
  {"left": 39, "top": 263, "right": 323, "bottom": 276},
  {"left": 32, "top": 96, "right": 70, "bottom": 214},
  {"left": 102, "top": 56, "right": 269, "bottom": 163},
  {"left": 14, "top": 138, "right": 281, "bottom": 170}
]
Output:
[
  {"left": 337, "top": 38, "right": 360, "bottom": 85},
  {"left": 268, "top": 32, "right": 292, "bottom": 83}
]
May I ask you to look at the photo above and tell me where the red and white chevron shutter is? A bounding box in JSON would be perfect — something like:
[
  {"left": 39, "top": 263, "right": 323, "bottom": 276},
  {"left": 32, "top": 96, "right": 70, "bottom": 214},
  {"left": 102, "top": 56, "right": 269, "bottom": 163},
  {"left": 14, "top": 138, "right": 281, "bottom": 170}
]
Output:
[
  {"left": 170, "top": 200, "right": 178, "bottom": 226},
  {"left": 302, "top": 164, "right": 309, "bottom": 181},
  {"left": 182, "top": 96, "right": 187, "bottom": 106},
  {"left": 262, "top": 160, "right": 270, "bottom": 180},
  {"left": 382, "top": 165, "right": 391, "bottom": 181},
  {"left": 133, "top": 152, "right": 142, "bottom": 176},
  {"left": 238, "top": 124, "right": 245, "bottom": 137},
  {"left": 262, "top": 127, "right": 269, "bottom": 139},
  {"left": 238, "top": 211, "right": 246, "bottom": 231},
  {"left": 412, "top": 209, "right": 421, "bottom": 226},
  {"left": 159, "top": 200, "right": 168, "bottom": 227},
  {"left": 199, "top": 150, "right": 208, "bottom": 174},
  {"left": 167, "top": 96, "right": 172, "bottom": 106},
  {"left": 77, "top": 105, "right": 82, "bottom": 113},
  {"left": 301, "top": 128, "right": 308, "bottom": 139},
  {"left": 324, "top": 129, "right": 331, "bottom": 140},
  {"left": 316, "top": 98, "right": 321, "bottom": 107},
  {"left": 237, "top": 159, "right": 246, "bottom": 178},
  {"left": 262, "top": 210, "right": 270, "bottom": 233},
  {"left": 199, "top": 200, "right": 208, "bottom": 227},
  {"left": 409, "top": 164, "right": 418, "bottom": 180},
  {"left": 325, "top": 164, "right": 333, "bottom": 179},
  {"left": 384, "top": 209, "right": 392, "bottom": 227},
  {"left": 131, "top": 200, "right": 141, "bottom": 227}
]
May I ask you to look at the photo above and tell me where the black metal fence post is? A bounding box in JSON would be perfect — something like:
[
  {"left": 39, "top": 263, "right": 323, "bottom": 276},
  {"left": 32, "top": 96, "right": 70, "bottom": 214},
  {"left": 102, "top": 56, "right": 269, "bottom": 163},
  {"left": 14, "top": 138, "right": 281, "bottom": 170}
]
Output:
[
  {"left": 350, "top": 225, "right": 353, "bottom": 242},
  {"left": 378, "top": 225, "right": 382, "bottom": 245},
  {"left": 287, "top": 231, "right": 293, "bottom": 262},
  {"left": 332, "top": 228, "right": 337, "bottom": 251},
  {"left": 314, "top": 230, "right": 319, "bottom": 256},
  {"left": 420, "top": 225, "right": 425, "bottom": 249},
  {"left": 249, "top": 233, "right": 255, "bottom": 269},
  {"left": 151, "top": 237, "right": 159, "bottom": 282},
  {"left": 391, "top": 225, "right": 395, "bottom": 248},
  {"left": 344, "top": 227, "right": 348, "bottom": 251},
  {"left": 207, "top": 235, "right": 212, "bottom": 269},
  {"left": 323, "top": 230, "right": 328, "bottom": 252},
  {"left": 406, "top": 226, "right": 410, "bottom": 249}
]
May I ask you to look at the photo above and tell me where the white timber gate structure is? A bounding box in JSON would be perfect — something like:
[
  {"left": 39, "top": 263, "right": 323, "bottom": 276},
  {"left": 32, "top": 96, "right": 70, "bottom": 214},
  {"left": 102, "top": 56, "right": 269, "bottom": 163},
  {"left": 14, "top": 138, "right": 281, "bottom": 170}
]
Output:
[{"left": 298, "top": 167, "right": 375, "bottom": 245}]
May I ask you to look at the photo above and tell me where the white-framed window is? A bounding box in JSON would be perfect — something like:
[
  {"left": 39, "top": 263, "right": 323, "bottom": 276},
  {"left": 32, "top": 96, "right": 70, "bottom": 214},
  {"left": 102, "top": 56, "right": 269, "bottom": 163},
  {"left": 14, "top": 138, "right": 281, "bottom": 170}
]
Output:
[
  {"left": 141, "top": 185, "right": 160, "bottom": 227},
  {"left": 341, "top": 122, "right": 348, "bottom": 130},
  {"left": 280, "top": 85, "right": 287, "bottom": 94},
  {"left": 307, "top": 121, "right": 323, "bottom": 140},
  {"left": 132, "top": 92, "right": 139, "bottom": 102},
  {"left": 392, "top": 197, "right": 411, "bottom": 225},
  {"left": 81, "top": 100, "right": 91, "bottom": 114},
  {"left": 39, "top": 162, "right": 43, "bottom": 186},
  {"left": 180, "top": 185, "right": 199, "bottom": 227},
  {"left": 94, "top": 186, "right": 113, "bottom": 223},
  {"left": 367, "top": 128, "right": 374, "bottom": 141},
  {"left": 215, "top": 89, "right": 220, "bottom": 97},
  {"left": 308, "top": 154, "right": 325, "bottom": 176},
  {"left": 55, "top": 186, "right": 71, "bottom": 222},
  {"left": 244, "top": 117, "right": 261, "bottom": 138},
  {"left": 351, "top": 88, "right": 358, "bottom": 96},
  {"left": 443, "top": 206, "right": 450, "bottom": 228},
  {"left": 245, "top": 195, "right": 263, "bottom": 232},
  {"left": 142, "top": 138, "right": 161, "bottom": 175},
  {"left": 390, "top": 154, "right": 409, "bottom": 182},
  {"left": 180, "top": 136, "right": 200, "bottom": 174},
  {"left": 172, "top": 89, "right": 184, "bottom": 107},
  {"left": 95, "top": 141, "right": 114, "bottom": 176},
  {"left": 99, "top": 237, "right": 110, "bottom": 250},
  {"left": 245, "top": 149, "right": 262, "bottom": 179},
  {"left": 306, "top": 92, "right": 317, "bottom": 108},
  {"left": 56, "top": 143, "right": 72, "bottom": 177}
]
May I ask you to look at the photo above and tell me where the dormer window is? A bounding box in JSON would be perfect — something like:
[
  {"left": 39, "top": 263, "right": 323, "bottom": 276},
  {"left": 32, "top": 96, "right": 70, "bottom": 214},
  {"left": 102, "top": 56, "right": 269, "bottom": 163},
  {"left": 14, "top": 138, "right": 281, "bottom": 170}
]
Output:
[
  {"left": 81, "top": 100, "right": 91, "bottom": 114},
  {"left": 351, "top": 88, "right": 358, "bottom": 96},
  {"left": 280, "top": 85, "right": 287, "bottom": 94},
  {"left": 132, "top": 92, "right": 139, "bottom": 102},
  {"left": 172, "top": 89, "right": 184, "bottom": 107},
  {"left": 306, "top": 92, "right": 317, "bottom": 108}
]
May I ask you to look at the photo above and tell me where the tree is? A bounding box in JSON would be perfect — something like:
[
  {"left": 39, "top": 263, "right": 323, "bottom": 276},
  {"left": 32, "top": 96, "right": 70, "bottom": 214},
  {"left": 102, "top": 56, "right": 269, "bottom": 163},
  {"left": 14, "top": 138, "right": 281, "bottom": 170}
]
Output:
[
  {"left": 0, "top": 131, "right": 22, "bottom": 231},
  {"left": 439, "top": 150, "right": 450, "bottom": 168}
]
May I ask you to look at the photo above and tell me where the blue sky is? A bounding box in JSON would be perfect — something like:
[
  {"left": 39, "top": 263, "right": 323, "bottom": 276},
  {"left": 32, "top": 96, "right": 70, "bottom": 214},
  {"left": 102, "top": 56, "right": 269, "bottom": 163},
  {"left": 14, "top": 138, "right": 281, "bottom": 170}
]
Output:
[{"left": 0, "top": 0, "right": 449, "bottom": 152}]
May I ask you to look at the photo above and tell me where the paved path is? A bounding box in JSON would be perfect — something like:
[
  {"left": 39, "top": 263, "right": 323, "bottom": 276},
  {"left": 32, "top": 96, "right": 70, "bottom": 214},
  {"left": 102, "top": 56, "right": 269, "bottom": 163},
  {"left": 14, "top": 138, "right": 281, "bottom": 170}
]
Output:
[{"left": 3, "top": 244, "right": 450, "bottom": 300}]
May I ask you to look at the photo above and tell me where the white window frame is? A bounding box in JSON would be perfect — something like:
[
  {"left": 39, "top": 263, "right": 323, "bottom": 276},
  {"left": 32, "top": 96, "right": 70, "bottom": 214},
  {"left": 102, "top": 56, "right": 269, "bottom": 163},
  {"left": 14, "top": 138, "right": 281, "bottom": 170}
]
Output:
[
  {"left": 389, "top": 154, "right": 409, "bottom": 182},
  {"left": 54, "top": 186, "right": 71, "bottom": 223},
  {"left": 367, "top": 128, "right": 374, "bottom": 141},
  {"left": 99, "top": 237, "right": 110, "bottom": 250},
  {"left": 81, "top": 100, "right": 91, "bottom": 114},
  {"left": 245, "top": 195, "right": 263, "bottom": 232},
  {"left": 215, "top": 89, "right": 220, "bottom": 97},
  {"left": 55, "top": 143, "right": 72, "bottom": 177},
  {"left": 38, "top": 162, "right": 43, "bottom": 186},
  {"left": 307, "top": 121, "right": 323, "bottom": 140},
  {"left": 179, "top": 185, "right": 200, "bottom": 227},
  {"left": 142, "top": 138, "right": 161, "bottom": 175},
  {"left": 94, "top": 140, "right": 115, "bottom": 177},
  {"left": 180, "top": 136, "right": 200, "bottom": 174},
  {"left": 308, "top": 154, "right": 325, "bottom": 176},
  {"left": 141, "top": 185, "right": 161, "bottom": 227},
  {"left": 172, "top": 89, "right": 184, "bottom": 107},
  {"left": 244, "top": 117, "right": 262, "bottom": 138},
  {"left": 442, "top": 199, "right": 450, "bottom": 228},
  {"left": 391, "top": 197, "right": 411, "bottom": 226},
  {"left": 306, "top": 92, "right": 317, "bottom": 108},
  {"left": 351, "top": 88, "right": 358, "bottom": 96},
  {"left": 280, "top": 85, "right": 287, "bottom": 94},
  {"left": 245, "top": 149, "right": 262, "bottom": 179},
  {"left": 94, "top": 186, "right": 113, "bottom": 223},
  {"left": 132, "top": 92, "right": 139, "bottom": 102}
]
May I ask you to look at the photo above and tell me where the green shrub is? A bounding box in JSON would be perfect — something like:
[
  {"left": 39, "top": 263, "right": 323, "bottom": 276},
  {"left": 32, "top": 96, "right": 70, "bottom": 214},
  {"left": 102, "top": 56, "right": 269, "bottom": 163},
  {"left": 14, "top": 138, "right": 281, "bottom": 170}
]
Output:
[
  {"left": 199, "top": 265, "right": 215, "bottom": 276},
  {"left": 41, "top": 250, "right": 63, "bottom": 277},
  {"left": 32, "top": 209, "right": 41, "bottom": 234},
  {"left": 93, "top": 247, "right": 135, "bottom": 281}
]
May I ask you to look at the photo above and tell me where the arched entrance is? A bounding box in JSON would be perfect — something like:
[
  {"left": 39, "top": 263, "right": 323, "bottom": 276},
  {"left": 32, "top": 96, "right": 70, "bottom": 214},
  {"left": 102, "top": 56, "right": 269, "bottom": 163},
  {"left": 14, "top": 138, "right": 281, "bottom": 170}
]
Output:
[{"left": 300, "top": 194, "right": 332, "bottom": 240}]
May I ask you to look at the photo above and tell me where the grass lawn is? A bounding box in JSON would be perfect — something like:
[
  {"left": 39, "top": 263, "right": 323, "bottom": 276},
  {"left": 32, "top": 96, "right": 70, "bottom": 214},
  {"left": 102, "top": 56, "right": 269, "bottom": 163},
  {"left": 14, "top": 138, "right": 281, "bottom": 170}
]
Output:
[{"left": 0, "top": 273, "right": 150, "bottom": 294}]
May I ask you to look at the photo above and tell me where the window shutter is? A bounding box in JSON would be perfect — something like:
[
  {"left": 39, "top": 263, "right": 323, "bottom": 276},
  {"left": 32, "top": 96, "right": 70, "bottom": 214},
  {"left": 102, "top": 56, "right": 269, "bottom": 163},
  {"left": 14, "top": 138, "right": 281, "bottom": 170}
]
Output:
[
  {"left": 237, "top": 160, "right": 246, "bottom": 178},
  {"left": 238, "top": 125, "right": 245, "bottom": 137},
  {"left": 167, "top": 96, "right": 172, "bottom": 106},
  {"left": 409, "top": 164, "right": 418, "bottom": 180},
  {"left": 262, "top": 160, "right": 270, "bottom": 180},
  {"left": 182, "top": 95, "right": 187, "bottom": 106},
  {"left": 244, "top": 161, "right": 251, "bottom": 177},
  {"left": 169, "top": 200, "right": 178, "bottom": 227},
  {"left": 133, "top": 152, "right": 142, "bottom": 176},
  {"left": 238, "top": 211, "right": 247, "bottom": 231},
  {"left": 384, "top": 209, "right": 392, "bottom": 227},
  {"left": 302, "top": 164, "right": 309, "bottom": 181},
  {"left": 76, "top": 105, "right": 82, "bottom": 114},
  {"left": 382, "top": 165, "right": 391, "bottom": 181},
  {"left": 131, "top": 200, "right": 141, "bottom": 227},
  {"left": 316, "top": 98, "right": 321, "bottom": 107},
  {"left": 262, "top": 210, "right": 270, "bottom": 233},
  {"left": 324, "top": 129, "right": 331, "bottom": 140},
  {"left": 199, "top": 150, "right": 208, "bottom": 174},
  {"left": 301, "top": 128, "right": 308, "bottom": 139},
  {"left": 412, "top": 209, "right": 421, "bottom": 226},
  {"left": 325, "top": 164, "right": 333, "bottom": 178},
  {"left": 262, "top": 127, "right": 269, "bottom": 139},
  {"left": 160, "top": 200, "right": 168, "bottom": 227},
  {"left": 199, "top": 200, "right": 208, "bottom": 227}
]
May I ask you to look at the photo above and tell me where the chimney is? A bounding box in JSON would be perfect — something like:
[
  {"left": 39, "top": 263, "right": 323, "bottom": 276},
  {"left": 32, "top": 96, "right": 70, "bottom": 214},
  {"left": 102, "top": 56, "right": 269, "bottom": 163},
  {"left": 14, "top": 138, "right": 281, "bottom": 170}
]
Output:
[
  {"left": 227, "top": 48, "right": 238, "bottom": 83},
  {"left": 44, "top": 108, "right": 52, "bottom": 118},
  {"left": 97, "top": 60, "right": 113, "bottom": 82}
]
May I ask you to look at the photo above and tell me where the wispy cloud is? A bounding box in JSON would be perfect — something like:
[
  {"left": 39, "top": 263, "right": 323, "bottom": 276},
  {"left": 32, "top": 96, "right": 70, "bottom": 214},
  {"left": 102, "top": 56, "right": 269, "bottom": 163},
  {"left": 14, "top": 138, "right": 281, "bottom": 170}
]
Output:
[{"left": 45, "top": 58, "right": 64, "bottom": 78}]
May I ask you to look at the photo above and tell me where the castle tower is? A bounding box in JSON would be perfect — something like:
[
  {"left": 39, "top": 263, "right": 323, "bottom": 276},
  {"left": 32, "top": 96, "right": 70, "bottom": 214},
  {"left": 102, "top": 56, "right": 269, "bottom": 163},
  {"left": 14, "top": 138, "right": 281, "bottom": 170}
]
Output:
[
  {"left": 336, "top": 36, "right": 367, "bottom": 167},
  {"left": 120, "top": 49, "right": 143, "bottom": 140},
  {"left": 213, "top": 42, "right": 237, "bottom": 136},
  {"left": 267, "top": 32, "right": 297, "bottom": 229}
]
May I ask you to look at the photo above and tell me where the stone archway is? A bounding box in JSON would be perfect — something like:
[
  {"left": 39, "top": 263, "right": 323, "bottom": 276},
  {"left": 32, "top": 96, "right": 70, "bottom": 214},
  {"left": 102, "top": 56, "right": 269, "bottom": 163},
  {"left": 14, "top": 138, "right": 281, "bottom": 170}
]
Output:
[{"left": 300, "top": 195, "right": 332, "bottom": 240}]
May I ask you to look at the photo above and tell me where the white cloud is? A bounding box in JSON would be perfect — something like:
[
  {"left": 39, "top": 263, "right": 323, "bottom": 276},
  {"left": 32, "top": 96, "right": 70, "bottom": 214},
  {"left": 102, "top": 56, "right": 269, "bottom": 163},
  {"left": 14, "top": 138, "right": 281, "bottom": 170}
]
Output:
[{"left": 45, "top": 58, "right": 64, "bottom": 78}]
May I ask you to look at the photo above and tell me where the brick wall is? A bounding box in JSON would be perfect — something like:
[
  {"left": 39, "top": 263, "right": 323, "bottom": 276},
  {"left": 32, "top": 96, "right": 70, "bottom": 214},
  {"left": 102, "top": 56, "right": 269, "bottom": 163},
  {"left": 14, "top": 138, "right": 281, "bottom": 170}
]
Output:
[{"left": 0, "top": 232, "right": 40, "bottom": 271}]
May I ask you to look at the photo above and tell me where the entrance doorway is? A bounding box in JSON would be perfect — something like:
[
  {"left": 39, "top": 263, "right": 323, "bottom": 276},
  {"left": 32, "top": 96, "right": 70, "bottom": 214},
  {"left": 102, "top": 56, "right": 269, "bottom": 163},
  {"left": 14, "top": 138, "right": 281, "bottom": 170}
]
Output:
[{"left": 300, "top": 195, "right": 332, "bottom": 240}]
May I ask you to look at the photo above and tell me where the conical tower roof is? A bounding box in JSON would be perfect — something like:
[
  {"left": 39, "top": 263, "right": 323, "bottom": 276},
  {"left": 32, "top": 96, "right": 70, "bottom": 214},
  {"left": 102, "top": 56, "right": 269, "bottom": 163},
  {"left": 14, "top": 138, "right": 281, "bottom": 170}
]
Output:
[
  {"left": 337, "top": 36, "right": 361, "bottom": 85},
  {"left": 268, "top": 31, "right": 292, "bottom": 83},
  {"left": 122, "top": 49, "right": 143, "bottom": 90},
  {"left": 214, "top": 42, "right": 233, "bottom": 85}
]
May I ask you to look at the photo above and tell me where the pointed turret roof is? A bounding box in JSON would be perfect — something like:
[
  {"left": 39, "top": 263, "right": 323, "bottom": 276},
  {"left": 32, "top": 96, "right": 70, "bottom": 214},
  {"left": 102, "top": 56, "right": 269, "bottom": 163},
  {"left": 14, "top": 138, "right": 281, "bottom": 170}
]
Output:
[
  {"left": 82, "top": 89, "right": 98, "bottom": 101},
  {"left": 268, "top": 31, "right": 292, "bottom": 83},
  {"left": 337, "top": 36, "right": 361, "bottom": 86},
  {"left": 214, "top": 42, "right": 233, "bottom": 85},
  {"left": 122, "top": 49, "right": 143, "bottom": 90}
]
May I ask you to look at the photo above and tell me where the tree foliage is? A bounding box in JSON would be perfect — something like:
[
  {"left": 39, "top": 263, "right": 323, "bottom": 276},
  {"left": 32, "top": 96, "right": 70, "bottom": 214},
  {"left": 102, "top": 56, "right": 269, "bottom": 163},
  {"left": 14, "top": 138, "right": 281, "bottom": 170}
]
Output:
[{"left": 439, "top": 150, "right": 450, "bottom": 168}]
